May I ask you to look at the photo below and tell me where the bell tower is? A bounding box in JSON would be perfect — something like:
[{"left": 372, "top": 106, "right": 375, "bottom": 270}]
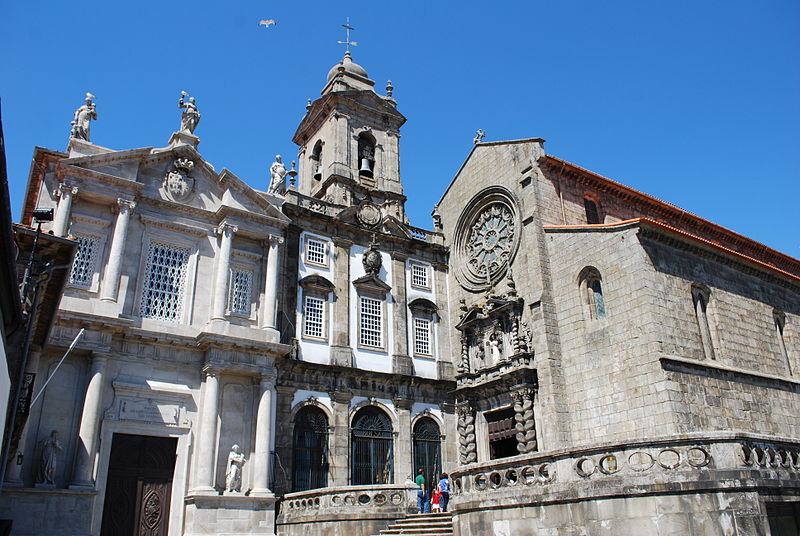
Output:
[{"left": 292, "top": 51, "right": 407, "bottom": 221}]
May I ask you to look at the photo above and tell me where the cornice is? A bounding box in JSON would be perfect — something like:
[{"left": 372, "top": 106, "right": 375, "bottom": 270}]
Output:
[{"left": 139, "top": 213, "right": 210, "bottom": 236}]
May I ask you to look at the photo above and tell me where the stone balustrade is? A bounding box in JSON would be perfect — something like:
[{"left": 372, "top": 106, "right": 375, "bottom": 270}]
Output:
[
  {"left": 450, "top": 432, "right": 800, "bottom": 502},
  {"left": 277, "top": 483, "right": 419, "bottom": 536}
]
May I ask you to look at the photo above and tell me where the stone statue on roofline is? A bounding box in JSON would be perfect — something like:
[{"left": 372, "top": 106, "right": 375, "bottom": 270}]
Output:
[
  {"left": 178, "top": 91, "right": 201, "bottom": 134},
  {"left": 70, "top": 93, "right": 97, "bottom": 141},
  {"left": 268, "top": 155, "right": 287, "bottom": 194}
]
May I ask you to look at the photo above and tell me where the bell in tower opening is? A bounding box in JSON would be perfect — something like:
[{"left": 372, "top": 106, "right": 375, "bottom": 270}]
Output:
[
  {"left": 311, "top": 140, "right": 323, "bottom": 181},
  {"left": 358, "top": 132, "right": 375, "bottom": 179}
]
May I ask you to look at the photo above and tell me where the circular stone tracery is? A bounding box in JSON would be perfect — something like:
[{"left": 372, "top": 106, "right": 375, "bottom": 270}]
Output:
[{"left": 454, "top": 187, "right": 520, "bottom": 291}]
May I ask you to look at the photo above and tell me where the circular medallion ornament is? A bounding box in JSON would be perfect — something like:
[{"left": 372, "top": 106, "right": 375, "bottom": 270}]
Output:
[
  {"left": 453, "top": 187, "right": 520, "bottom": 291},
  {"left": 357, "top": 202, "right": 382, "bottom": 228}
]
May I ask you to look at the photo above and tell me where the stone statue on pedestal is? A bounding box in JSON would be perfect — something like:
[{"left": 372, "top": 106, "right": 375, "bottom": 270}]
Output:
[
  {"left": 178, "top": 91, "right": 201, "bottom": 134},
  {"left": 70, "top": 93, "right": 97, "bottom": 141},
  {"left": 268, "top": 155, "right": 287, "bottom": 194},
  {"left": 36, "top": 430, "right": 62, "bottom": 485},
  {"left": 226, "top": 444, "right": 245, "bottom": 493}
]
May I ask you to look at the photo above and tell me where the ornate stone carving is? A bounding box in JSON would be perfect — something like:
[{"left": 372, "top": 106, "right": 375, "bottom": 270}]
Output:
[
  {"left": 36, "top": 430, "right": 62, "bottom": 485},
  {"left": 512, "top": 388, "right": 537, "bottom": 454},
  {"left": 163, "top": 158, "right": 195, "bottom": 202},
  {"left": 362, "top": 235, "right": 382, "bottom": 276},
  {"left": 458, "top": 333, "right": 470, "bottom": 374},
  {"left": 269, "top": 155, "right": 287, "bottom": 194},
  {"left": 466, "top": 203, "right": 515, "bottom": 283},
  {"left": 453, "top": 187, "right": 521, "bottom": 291},
  {"left": 357, "top": 202, "right": 382, "bottom": 228},
  {"left": 457, "top": 403, "right": 477, "bottom": 465}
]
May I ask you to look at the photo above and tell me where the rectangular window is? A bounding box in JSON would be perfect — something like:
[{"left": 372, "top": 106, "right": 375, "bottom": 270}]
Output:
[
  {"left": 413, "top": 317, "right": 432, "bottom": 356},
  {"left": 359, "top": 296, "right": 383, "bottom": 348},
  {"left": 69, "top": 234, "right": 100, "bottom": 288},
  {"left": 140, "top": 242, "right": 190, "bottom": 322},
  {"left": 584, "top": 198, "right": 600, "bottom": 224},
  {"left": 305, "top": 238, "right": 327, "bottom": 266},
  {"left": 303, "top": 295, "right": 325, "bottom": 339},
  {"left": 229, "top": 268, "right": 253, "bottom": 315},
  {"left": 410, "top": 263, "right": 429, "bottom": 289}
]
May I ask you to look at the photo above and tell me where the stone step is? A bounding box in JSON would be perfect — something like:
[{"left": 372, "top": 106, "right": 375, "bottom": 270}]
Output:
[{"left": 374, "top": 512, "right": 454, "bottom": 536}]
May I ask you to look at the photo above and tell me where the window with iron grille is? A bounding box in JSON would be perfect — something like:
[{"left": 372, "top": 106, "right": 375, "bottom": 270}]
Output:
[
  {"left": 229, "top": 268, "right": 253, "bottom": 315},
  {"left": 303, "top": 295, "right": 325, "bottom": 339},
  {"left": 359, "top": 296, "right": 383, "bottom": 348},
  {"left": 292, "top": 406, "right": 329, "bottom": 492},
  {"left": 351, "top": 406, "right": 393, "bottom": 485},
  {"left": 410, "top": 263, "right": 429, "bottom": 289},
  {"left": 140, "top": 241, "right": 190, "bottom": 322},
  {"left": 69, "top": 234, "right": 100, "bottom": 288},
  {"left": 413, "top": 317, "right": 432, "bottom": 356},
  {"left": 305, "top": 238, "right": 327, "bottom": 266}
]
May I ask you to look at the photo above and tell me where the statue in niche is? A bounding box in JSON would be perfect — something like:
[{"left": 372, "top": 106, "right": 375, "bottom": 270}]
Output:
[
  {"left": 268, "top": 155, "right": 287, "bottom": 194},
  {"left": 178, "top": 91, "right": 201, "bottom": 134},
  {"left": 36, "top": 430, "right": 62, "bottom": 485},
  {"left": 487, "top": 331, "right": 503, "bottom": 363},
  {"left": 70, "top": 93, "right": 97, "bottom": 141},
  {"left": 226, "top": 444, "right": 245, "bottom": 493}
]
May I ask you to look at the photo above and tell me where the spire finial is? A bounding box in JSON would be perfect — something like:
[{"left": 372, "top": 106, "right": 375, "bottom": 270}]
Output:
[
  {"left": 337, "top": 17, "right": 358, "bottom": 53},
  {"left": 386, "top": 80, "right": 394, "bottom": 97}
]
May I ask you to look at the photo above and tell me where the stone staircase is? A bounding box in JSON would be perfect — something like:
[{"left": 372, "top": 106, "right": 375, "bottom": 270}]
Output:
[{"left": 374, "top": 512, "right": 454, "bottom": 535}]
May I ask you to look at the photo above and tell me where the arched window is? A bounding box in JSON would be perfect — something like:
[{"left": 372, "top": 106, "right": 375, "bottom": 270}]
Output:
[
  {"left": 584, "top": 197, "right": 601, "bottom": 224},
  {"left": 357, "top": 132, "right": 376, "bottom": 179},
  {"left": 579, "top": 267, "right": 606, "bottom": 320},
  {"left": 292, "top": 406, "right": 329, "bottom": 492},
  {"left": 692, "top": 285, "right": 715, "bottom": 360},
  {"left": 351, "top": 406, "right": 393, "bottom": 485},
  {"left": 311, "top": 140, "right": 323, "bottom": 181},
  {"left": 412, "top": 418, "right": 441, "bottom": 486}
]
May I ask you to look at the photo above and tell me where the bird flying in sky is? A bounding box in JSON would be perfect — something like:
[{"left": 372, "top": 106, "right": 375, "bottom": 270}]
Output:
[{"left": 259, "top": 20, "right": 276, "bottom": 28}]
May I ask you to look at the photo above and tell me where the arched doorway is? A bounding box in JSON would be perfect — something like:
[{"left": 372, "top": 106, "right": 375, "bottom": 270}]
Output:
[
  {"left": 292, "top": 406, "right": 329, "bottom": 492},
  {"left": 412, "top": 417, "right": 441, "bottom": 486},
  {"left": 351, "top": 406, "right": 393, "bottom": 484}
]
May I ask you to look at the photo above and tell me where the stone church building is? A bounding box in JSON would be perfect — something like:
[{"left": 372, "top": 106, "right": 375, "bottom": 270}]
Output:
[{"left": 1, "top": 50, "right": 799, "bottom": 535}]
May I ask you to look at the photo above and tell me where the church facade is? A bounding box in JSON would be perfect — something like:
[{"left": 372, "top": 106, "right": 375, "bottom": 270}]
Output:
[{"left": 1, "top": 51, "right": 798, "bottom": 536}]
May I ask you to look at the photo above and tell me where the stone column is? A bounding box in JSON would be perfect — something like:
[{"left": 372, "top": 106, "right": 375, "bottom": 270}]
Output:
[
  {"left": 4, "top": 349, "right": 42, "bottom": 485},
  {"left": 330, "top": 238, "right": 352, "bottom": 367},
  {"left": 329, "top": 390, "right": 352, "bottom": 486},
  {"left": 211, "top": 222, "right": 238, "bottom": 320},
  {"left": 71, "top": 353, "right": 108, "bottom": 488},
  {"left": 192, "top": 368, "right": 220, "bottom": 494},
  {"left": 391, "top": 253, "right": 412, "bottom": 375},
  {"left": 273, "top": 385, "right": 296, "bottom": 494},
  {"left": 393, "top": 397, "right": 413, "bottom": 483},
  {"left": 100, "top": 198, "right": 136, "bottom": 302},
  {"left": 512, "top": 387, "right": 537, "bottom": 454},
  {"left": 261, "top": 235, "right": 284, "bottom": 332},
  {"left": 456, "top": 402, "right": 477, "bottom": 465},
  {"left": 52, "top": 184, "right": 78, "bottom": 237},
  {"left": 250, "top": 375, "right": 277, "bottom": 497}
]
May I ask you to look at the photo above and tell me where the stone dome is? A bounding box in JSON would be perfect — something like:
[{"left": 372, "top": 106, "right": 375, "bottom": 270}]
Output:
[{"left": 326, "top": 51, "right": 369, "bottom": 82}]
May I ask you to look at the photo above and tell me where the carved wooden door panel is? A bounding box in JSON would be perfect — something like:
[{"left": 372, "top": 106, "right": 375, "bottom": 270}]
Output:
[{"left": 134, "top": 478, "right": 172, "bottom": 536}]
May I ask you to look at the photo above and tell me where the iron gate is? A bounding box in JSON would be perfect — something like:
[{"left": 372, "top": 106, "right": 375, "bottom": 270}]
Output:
[
  {"left": 351, "top": 407, "right": 394, "bottom": 484},
  {"left": 292, "top": 407, "right": 329, "bottom": 491},
  {"left": 412, "top": 418, "right": 441, "bottom": 485}
]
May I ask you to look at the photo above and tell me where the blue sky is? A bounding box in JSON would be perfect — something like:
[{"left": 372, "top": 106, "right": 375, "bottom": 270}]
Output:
[{"left": 2, "top": 1, "right": 798, "bottom": 256}]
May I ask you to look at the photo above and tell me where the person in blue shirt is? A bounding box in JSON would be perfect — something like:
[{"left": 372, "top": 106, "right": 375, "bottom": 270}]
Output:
[{"left": 438, "top": 472, "right": 450, "bottom": 513}]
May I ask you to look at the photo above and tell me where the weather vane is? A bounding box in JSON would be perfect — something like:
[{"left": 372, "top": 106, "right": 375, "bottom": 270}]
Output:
[{"left": 337, "top": 17, "right": 358, "bottom": 52}]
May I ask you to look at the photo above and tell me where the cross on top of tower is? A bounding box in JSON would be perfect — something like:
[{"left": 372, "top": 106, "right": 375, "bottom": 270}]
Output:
[{"left": 337, "top": 17, "right": 358, "bottom": 53}]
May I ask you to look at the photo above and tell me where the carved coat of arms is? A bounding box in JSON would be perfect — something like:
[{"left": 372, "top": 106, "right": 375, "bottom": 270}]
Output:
[{"left": 163, "top": 158, "right": 195, "bottom": 201}]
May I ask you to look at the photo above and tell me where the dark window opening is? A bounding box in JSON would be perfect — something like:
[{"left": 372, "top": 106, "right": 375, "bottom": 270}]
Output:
[
  {"left": 292, "top": 406, "right": 329, "bottom": 492},
  {"left": 351, "top": 406, "right": 393, "bottom": 484},
  {"left": 357, "top": 133, "right": 376, "bottom": 179},
  {"left": 486, "top": 408, "right": 518, "bottom": 460},
  {"left": 584, "top": 198, "right": 600, "bottom": 224},
  {"left": 311, "top": 140, "right": 323, "bottom": 181},
  {"left": 766, "top": 502, "right": 800, "bottom": 536}
]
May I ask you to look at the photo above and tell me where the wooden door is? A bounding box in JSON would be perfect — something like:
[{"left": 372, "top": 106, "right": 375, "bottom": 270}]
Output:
[{"left": 134, "top": 478, "right": 172, "bottom": 536}]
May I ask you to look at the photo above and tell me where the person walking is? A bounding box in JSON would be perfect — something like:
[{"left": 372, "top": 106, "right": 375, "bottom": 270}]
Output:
[{"left": 438, "top": 472, "right": 451, "bottom": 513}]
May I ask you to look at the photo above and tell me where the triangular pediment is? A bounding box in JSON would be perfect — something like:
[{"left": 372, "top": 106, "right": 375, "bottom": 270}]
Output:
[{"left": 352, "top": 273, "right": 392, "bottom": 293}]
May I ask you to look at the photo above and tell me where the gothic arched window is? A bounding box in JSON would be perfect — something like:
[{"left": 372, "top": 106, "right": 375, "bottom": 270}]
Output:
[
  {"left": 351, "top": 406, "right": 393, "bottom": 485},
  {"left": 292, "top": 406, "right": 329, "bottom": 492},
  {"left": 412, "top": 418, "right": 441, "bottom": 486},
  {"left": 579, "top": 267, "right": 606, "bottom": 320},
  {"left": 692, "top": 284, "right": 716, "bottom": 360}
]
